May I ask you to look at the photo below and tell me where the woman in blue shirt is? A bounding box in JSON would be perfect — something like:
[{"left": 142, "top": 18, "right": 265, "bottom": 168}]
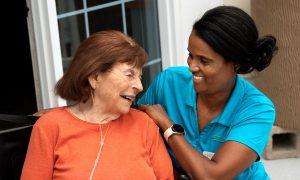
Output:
[{"left": 138, "top": 6, "right": 278, "bottom": 180}]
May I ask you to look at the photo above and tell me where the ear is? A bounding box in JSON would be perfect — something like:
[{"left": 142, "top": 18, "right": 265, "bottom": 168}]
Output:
[
  {"left": 233, "top": 62, "right": 240, "bottom": 73},
  {"left": 88, "top": 74, "right": 98, "bottom": 89}
]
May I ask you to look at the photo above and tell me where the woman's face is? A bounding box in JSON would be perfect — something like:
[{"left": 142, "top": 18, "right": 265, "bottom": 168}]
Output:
[
  {"left": 187, "top": 31, "right": 236, "bottom": 95},
  {"left": 92, "top": 63, "right": 143, "bottom": 115}
]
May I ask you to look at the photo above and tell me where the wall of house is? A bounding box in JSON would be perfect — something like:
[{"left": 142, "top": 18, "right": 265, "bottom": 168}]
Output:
[
  {"left": 224, "top": 0, "right": 250, "bottom": 14},
  {"left": 252, "top": 0, "right": 300, "bottom": 130}
]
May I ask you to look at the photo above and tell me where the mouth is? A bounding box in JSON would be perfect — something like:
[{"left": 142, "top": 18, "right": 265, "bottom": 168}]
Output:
[
  {"left": 120, "top": 95, "right": 135, "bottom": 103},
  {"left": 193, "top": 75, "right": 203, "bottom": 80},
  {"left": 193, "top": 74, "right": 204, "bottom": 81}
]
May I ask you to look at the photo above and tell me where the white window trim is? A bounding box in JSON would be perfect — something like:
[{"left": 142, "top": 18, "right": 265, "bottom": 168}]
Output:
[
  {"left": 157, "top": 0, "right": 180, "bottom": 69},
  {"left": 157, "top": 0, "right": 223, "bottom": 69},
  {"left": 27, "top": 0, "right": 66, "bottom": 109}
]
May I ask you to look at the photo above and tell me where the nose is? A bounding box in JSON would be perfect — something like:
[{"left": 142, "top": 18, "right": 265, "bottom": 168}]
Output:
[
  {"left": 132, "top": 78, "right": 143, "bottom": 93},
  {"left": 187, "top": 58, "right": 200, "bottom": 73}
]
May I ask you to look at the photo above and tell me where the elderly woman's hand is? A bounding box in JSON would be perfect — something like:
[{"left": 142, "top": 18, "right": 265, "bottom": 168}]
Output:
[{"left": 139, "top": 104, "right": 173, "bottom": 131}]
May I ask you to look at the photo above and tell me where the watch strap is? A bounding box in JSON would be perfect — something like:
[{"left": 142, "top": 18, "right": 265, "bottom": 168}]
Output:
[{"left": 163, "top": 124, "right": 184, "bottom": 142}]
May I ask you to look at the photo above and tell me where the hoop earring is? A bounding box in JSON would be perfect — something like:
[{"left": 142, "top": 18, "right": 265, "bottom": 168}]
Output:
[{"left": 90, "top": 88, "right": 95, "bottom": 104}]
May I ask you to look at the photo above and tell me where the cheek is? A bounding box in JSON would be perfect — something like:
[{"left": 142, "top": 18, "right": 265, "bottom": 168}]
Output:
[
  {"left": 110, "top": 78, "right": 131, "bottom": 89},
  {"left": 119, "top": 81, "right": 131, "bottom": 90},
  {"left": 213, "top": 69, "right": 235, "bottom": 86},
  {"left": 109, "top": 82, "right": 132, "bottom": 98},
  {"left": 204, "top": 68, "right": 227, "bottom": 86}
]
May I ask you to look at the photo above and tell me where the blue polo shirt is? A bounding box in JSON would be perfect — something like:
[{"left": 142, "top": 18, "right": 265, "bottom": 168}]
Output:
[{"left": 138, "top": 66, "right": 275, "bottom": 180}]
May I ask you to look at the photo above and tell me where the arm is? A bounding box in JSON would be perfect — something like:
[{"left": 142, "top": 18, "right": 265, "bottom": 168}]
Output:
[
  {"left": 140, "top": 104, "right": 273, "bottom": 180},
  {"left": 146, "top": 116, "right": 174, "bottom": 180},
  {"left": 168, "top": 136, "right": 257, "bottom": 180},
  {"left": 21, "top": 117, "right": 55, "bottom": 180}
]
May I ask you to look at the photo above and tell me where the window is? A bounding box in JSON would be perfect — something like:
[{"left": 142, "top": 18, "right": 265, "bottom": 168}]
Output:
[{"left": 56, "top": 0, "right": 161, "bottom": 98}]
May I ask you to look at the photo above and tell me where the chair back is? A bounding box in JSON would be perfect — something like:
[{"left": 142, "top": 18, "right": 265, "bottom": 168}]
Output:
[{"left": 0, "top": 114, "right": 38, "bottom": 180}]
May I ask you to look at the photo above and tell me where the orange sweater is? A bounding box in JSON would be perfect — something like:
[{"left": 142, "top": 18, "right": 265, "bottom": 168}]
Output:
[{"left": 21, "top": 107, "right": 173, "bottom": 180}]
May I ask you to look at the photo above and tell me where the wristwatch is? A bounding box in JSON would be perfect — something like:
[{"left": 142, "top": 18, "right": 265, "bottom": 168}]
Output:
[{"left": 163, "top": 124, "right": 185, "bottom": 142}]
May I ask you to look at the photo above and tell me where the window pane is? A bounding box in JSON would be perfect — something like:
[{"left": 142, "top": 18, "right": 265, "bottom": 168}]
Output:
[
  {"left": 87, "top": 0, "right": 118, "bottom": 7},
  {"left": 88, "top": 5, "right": 123, "bottom": 34},
  {"left": 58, "top": 14, "right": 86, "bottom": 72},
  {"left": 56, "top": 0, "right": 83, "bottom": 14},
  {"left": 125, "top": 0, "right": 161, "bottom": 60}
]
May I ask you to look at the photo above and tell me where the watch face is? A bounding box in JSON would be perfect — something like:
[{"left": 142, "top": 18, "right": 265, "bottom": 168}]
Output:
[{"left": 172, "top": 124, "right": 184, "bottom": 133}]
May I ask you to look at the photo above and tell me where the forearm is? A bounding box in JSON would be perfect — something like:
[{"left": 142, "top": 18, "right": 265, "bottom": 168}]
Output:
[
  {"left": 167, "top": 135, "right": 223, "bottom": 180},
  {"left": 167, "top": 133, "right": 257, "bottom": 180},
  {"left": 157, "top": 117, "right": 218, "bottom": 179}
]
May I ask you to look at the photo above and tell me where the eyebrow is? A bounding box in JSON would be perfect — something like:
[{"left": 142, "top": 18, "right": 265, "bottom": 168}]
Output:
[
  {"left": 123, "top": 69, "right": 134, "bottom": 73},
  {"left": 188, "top": 50, "right": 214, "bottom": 62},
  {"left": 123, "top": 68, "right": 143, "bottom": 76}
]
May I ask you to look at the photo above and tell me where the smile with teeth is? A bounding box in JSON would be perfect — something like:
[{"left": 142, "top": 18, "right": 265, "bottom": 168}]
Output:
[
  {"left": 193, "top": 75, "right": 204, "bottom": 80},
  {"left": 121, "top": 95, "right": 134, "bottom": 102}
]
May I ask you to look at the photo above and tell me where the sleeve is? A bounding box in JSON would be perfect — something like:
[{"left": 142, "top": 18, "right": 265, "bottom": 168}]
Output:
[
  {"left": 21, "top": 116, "right": 56, "bottom": 180},
  {"left": 226, "top": 102, "right": 276, "bottom": 160},
  {"left": 146, "top": 117, "right": 174, "bottom": 180}
]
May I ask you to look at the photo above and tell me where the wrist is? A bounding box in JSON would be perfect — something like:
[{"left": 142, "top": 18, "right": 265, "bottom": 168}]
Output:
[
  {"left": 163, "top": 124, "right": 185, "bottom": 142},
  {"left": 159, "top": 118, "right": 173, "bottom": 132}
]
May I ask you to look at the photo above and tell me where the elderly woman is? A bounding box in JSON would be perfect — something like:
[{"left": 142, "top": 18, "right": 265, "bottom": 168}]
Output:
[{"left": 21, "top": 30, "right": 173, "bottom": 180}]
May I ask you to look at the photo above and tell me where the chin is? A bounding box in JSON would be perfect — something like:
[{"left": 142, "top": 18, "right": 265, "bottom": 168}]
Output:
[
  {"left": 118, "top": 107, "right": 131, "bottom": 115},
  {"left": 194, "top": 86, "right": 202, "bottom": 92}
]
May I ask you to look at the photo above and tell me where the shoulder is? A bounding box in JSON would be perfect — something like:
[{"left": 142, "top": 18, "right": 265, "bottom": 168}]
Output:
[
  {"left": 125, "top": 108, "right": 158, "bottom": 128},
  {"left": 156, "top": 66, "right": 192, "bottom": 87},
  {"left": 34, "top": 107, "right": 68, "bottom": 129},
  {"left": 126, "top": 108, "right": 152, "bottom": 122},
  {"left": 161, "top": 66, "right": 191, "bottom": 78},
  {"left": 29, "top": 107, "right": 69, "bottom": 142},
  {"left": 232, "top": 76, "right": 276, "bottom": 123},
  {"left": 238, "top": 76, "right": 274, "bottom": 107},
  {"left": 165, "top": 66, "right": 189, "bottom": 72}
]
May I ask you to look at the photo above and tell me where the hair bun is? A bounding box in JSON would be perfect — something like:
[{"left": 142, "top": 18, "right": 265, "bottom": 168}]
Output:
[{"left": 253, "top": 35, "right": 278, "bottom": 71}]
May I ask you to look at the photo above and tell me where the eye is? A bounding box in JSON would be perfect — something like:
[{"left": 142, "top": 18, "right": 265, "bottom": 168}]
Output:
[
  {"left": 188, "top": 53, "right": 193, "bottom": 59},
  {"left": 139, "top": 74, "right": 143, "bottom": 80},
  {"left": 200, "top": 57, "right": 209, "bottom": 64},
  {"left": 126, "top": 73, "right": 134, "bottom": 79}
]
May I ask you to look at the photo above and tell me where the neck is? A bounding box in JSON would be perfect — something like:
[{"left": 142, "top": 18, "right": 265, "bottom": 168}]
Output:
[
  {"left": 197, "top": 93, "right": 228, "bottom": 112},
  {"left": 76, "top": 101, "right": 120, "bottom": 124},
  {"left": 197, "top": 76, "right": 236, "bottom": 111}
]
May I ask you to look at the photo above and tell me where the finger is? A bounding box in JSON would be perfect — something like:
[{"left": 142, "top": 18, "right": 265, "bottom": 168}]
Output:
[{"left": 138, "top": 104, "right": 148, "bottom": 111}]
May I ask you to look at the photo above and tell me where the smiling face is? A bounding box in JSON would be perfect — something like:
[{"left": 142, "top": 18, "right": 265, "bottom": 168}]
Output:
[
  {"left": 90, "top": 62, "right": 143, "bottom": 115},
  {"left": 187, "top": 31, "right": 236, "bottom": 95}
]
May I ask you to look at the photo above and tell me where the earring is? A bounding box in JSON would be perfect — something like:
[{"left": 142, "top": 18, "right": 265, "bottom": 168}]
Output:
[
  {"left": 233, "top": 64, "right": 240, "bottom": 73},
  {"left": 90, "top": 87, "right": 95, "bottom": 104}
]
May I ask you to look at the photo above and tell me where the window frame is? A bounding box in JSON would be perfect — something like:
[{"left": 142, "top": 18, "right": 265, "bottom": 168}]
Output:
[{"left": 27, "top": 0, "right": 222, "bottom": 109}]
